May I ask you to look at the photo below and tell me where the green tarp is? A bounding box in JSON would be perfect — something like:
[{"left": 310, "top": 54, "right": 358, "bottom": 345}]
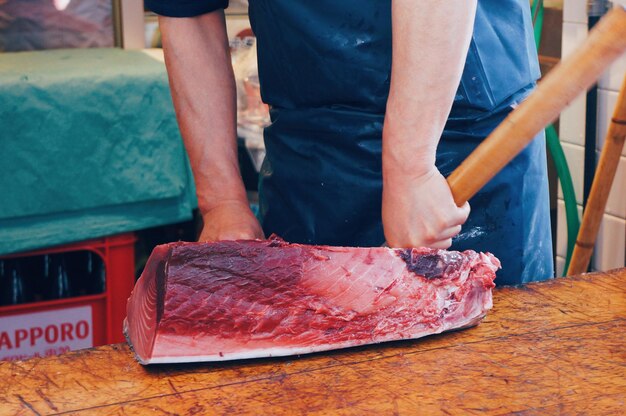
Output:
[{"left": 0, "top": 48, "right": 197, "bottom": 255}]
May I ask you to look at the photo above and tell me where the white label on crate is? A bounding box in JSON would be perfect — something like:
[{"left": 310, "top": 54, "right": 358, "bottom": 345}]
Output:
[{"left": 0, "top": 306, "right": 93, "bottom": 361}]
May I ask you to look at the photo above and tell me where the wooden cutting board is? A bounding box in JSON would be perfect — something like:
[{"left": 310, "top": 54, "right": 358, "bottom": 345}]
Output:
[{"left": 1, "top": 268, "right": 625, "bottom": 415}]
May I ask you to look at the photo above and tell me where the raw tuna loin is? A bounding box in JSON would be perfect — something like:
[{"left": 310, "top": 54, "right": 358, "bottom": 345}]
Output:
[{"left": 125, "top": 237, "right": 500, "bottom": 365}]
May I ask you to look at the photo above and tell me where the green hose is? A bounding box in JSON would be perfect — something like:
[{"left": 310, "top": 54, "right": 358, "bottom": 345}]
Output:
[
  {"left": 531, "top": 0, "right": 581, "bottom": 275},
  {"left": 545, "top": 125, "right": 580, "bottom": 274},
  {"left": 532, "top": 0, "right": 545, "bottom": 45}
]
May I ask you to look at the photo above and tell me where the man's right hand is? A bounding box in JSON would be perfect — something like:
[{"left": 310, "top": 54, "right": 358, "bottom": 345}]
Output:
[
  {"left": 382, "top": 166, "right": 470, "bottom": 249},
  {"left": 198, "top": 201, "right": 264, "bottom": 242}
]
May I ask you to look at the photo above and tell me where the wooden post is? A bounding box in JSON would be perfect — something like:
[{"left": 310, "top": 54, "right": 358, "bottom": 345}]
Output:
[{"left": 567, "top": 75, "right": 626, "bottom": 276}]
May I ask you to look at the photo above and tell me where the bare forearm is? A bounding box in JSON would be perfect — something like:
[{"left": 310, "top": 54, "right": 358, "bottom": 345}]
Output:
[
  {"left": 160, "top": 11, "right": 246, "bottom": 215},
  {"left": 383, "top": 0, "right": 477, "bottom": 178},
  {"left": 381, "top": 1, "right": 476, "bottom": 248}
]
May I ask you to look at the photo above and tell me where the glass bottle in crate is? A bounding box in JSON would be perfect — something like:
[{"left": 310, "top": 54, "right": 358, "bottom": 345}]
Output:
[
  {"left": 86, "top": 251, "right": 106, "bottom": 294},
  {"left": 41, "top": 254, "right": 54, "bottom": 300},
  {"left": 1, "top": 259, "right": 32, "bottom": 305},
  {"left": 66, "top": 251, "right": 86, "bottom": 296},
  {"left": 40, "top": 254, "right": 52, "bottom": 300},
  {"left": 0, "top": 259, "right": 7, "bottom": 305},
  {"left": 48, "top": 254, "right": 72, "bottom": 299},
  {"left": 66, "top": 251, "right": 106, "bottom": 296},
  {"left": 15, "top": 254, "right": 41, "bottom": 302},
  {"left": 0, "top": 259, "right": 5, "bottom": 304}
]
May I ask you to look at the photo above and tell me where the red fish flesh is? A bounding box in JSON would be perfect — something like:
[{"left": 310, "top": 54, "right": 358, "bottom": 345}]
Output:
[{"left": 125, "top": 237, "right": 500, "bottom": 364}]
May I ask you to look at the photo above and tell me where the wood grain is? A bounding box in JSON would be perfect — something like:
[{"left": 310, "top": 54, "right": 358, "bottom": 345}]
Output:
[{"left": 0, "top": 269, "right": 624, "bottom": 415}]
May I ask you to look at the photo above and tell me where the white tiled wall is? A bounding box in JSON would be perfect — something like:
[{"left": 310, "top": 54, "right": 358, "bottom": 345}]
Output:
[
  {"left": 599, "top": 2, "right": 626, "bottom": 92},
  {"left": 594, "top": 213, "right": 626, "bottom": 271},
  {"left": 558, "top": 0, "right": 626, "bottom": 274},
  {"left": 600, "top": 50, "right": 626, "bottom": 93},
  {"left": 558, "top": 94, "right": 587, "bottom": 146},
  {"left": 597, "top": 150, "right": 626, "bottom": 219},
  {"left": 556, "top": 200, "right": 583, "bottom": 259},
  {"left": 557, "top": 143, "right": 585, "bottom": 204},
  {"left": 597, "top": 89, "right": 626, "bottom": 156},
  {"left": 563, "top": 0, "right": 587, "bottom": 24}
]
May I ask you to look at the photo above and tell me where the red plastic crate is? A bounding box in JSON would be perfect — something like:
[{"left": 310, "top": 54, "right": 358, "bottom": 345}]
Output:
[{"left": 0, "top": 233, "right": 136, "bottom": 361}]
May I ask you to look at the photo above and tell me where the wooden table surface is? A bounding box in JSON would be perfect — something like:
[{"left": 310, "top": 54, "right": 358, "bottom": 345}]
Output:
[{"left": 1, "top": 269, "right": 625, "bottom": 415}]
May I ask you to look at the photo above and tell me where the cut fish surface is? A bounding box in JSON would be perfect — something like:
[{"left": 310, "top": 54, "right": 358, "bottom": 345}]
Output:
[{"left": 125, "top": 237, "right": 500, "bottom": 364}]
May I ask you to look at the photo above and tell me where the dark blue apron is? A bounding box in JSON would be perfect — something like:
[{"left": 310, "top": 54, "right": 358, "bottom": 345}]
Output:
[{"left": 249, "top": 0, "right": 554, "bottom": 285}]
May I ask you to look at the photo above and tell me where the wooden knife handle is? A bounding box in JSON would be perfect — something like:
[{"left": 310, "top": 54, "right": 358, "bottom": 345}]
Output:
[{"left": 446, "top": 7, "right": 626, "bottom": 206}]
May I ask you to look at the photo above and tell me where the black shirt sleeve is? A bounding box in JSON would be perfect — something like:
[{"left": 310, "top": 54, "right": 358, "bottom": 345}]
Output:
[{"left": 145, "top": 0, "right": 229, "bottom": 17}]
